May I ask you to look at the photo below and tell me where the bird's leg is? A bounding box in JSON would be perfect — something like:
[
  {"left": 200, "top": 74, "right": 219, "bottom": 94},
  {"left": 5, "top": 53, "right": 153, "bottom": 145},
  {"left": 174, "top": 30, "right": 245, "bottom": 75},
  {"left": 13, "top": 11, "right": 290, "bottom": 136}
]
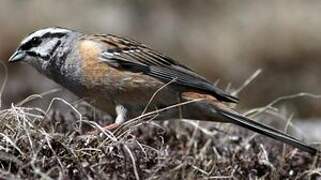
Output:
[{"left": 102, "top": 105, "right": 127, "bottom": 131}]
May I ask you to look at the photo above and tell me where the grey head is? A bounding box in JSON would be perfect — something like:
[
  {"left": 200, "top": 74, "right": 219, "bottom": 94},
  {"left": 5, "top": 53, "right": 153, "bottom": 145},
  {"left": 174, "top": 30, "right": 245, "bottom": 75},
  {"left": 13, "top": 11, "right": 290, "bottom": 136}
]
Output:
[{"left": 9, "top": 27, "right": 77, "bottom": 74}]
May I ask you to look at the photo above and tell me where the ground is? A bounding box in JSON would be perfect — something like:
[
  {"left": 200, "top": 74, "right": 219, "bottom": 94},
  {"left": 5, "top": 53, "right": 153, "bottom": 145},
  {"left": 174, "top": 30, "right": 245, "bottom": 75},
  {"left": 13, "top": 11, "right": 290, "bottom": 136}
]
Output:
[{"left": 0, "top": 95, "right": 320, "bottom": 180}]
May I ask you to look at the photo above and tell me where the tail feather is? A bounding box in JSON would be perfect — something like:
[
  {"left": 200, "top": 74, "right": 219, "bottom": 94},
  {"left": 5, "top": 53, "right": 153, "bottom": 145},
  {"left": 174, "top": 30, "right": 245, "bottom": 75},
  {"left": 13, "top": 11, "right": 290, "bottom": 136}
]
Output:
[{"left": 217, "top": 109, "right": 318, "bottom": 155}]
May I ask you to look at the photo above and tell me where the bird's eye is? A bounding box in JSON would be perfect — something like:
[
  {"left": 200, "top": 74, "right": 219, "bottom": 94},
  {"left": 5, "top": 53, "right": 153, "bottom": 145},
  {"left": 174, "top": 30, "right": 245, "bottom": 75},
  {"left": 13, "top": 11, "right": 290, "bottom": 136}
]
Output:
[
  {"left": 30, "top": 37, "right": 42, "bottom": 46},
  {"left": 20, "top": 36, "right": 43, "bottom": 50}
]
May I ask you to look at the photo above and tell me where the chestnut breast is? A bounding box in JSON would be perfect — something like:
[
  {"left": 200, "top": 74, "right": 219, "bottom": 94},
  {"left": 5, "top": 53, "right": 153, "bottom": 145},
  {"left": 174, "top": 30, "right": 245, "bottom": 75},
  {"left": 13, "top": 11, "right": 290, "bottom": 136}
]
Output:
[{"left": 77, "top": 40, "right": 179, "bottom": 115}]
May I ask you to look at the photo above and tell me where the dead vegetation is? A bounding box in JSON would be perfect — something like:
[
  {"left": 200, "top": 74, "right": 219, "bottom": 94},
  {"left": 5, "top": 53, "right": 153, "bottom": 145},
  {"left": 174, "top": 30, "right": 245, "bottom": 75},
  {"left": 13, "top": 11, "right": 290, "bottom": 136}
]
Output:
[{"left": 0, "top": 64, "right": 321, "bottom": 179}]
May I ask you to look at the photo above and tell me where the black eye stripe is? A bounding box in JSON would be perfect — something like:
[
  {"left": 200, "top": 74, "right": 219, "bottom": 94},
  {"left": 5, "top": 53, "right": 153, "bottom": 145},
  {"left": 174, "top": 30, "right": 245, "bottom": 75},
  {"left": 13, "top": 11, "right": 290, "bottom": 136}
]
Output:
[
  {"left": 24, "top": 38, "right": 62, "bottom": 61},
  {"left": 20, "top": 37, "right": 42, "bottom": 50},
  {"left": 19, "top": 32, "right": 67, "bottom": 51}
]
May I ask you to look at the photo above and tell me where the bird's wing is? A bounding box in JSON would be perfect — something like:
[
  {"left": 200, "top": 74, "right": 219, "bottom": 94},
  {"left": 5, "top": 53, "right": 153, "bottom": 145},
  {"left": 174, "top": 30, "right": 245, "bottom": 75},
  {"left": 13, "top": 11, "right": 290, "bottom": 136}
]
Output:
[{"left": 94, "top": 34, "right": 238, "bottom": 103}]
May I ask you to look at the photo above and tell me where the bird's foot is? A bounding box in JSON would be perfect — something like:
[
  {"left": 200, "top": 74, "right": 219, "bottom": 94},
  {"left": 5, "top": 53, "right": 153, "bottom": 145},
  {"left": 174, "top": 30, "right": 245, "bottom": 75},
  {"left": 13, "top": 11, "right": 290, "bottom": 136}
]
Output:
[{"left": 88, "top": 105, "right": 127, "bottom": 135}]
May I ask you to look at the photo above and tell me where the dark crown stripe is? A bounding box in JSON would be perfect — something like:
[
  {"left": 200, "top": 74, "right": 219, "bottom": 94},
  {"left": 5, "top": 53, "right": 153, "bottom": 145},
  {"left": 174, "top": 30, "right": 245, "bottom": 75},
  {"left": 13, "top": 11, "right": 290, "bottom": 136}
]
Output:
[{"left": 41, "top": 32, "right": 68, "bottom": 39}]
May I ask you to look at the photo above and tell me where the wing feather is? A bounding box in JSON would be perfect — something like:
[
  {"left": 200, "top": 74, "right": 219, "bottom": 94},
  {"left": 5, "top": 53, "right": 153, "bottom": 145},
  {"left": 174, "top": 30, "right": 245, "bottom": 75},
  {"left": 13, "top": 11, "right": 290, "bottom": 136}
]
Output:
[{"left": 97, "top": 34, "right": 239, "bottom": 103}]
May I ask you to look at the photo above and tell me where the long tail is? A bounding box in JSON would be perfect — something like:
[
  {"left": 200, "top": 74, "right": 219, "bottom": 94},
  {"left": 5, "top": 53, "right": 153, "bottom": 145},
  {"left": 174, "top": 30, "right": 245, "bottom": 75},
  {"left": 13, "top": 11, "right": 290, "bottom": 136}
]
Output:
[{"left": 216, "top": 109, "right": 318, "bottom": 155}]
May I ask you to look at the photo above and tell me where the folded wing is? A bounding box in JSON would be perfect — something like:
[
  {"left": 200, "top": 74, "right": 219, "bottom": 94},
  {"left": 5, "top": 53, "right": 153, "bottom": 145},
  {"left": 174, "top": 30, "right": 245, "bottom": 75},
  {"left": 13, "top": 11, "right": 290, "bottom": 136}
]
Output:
[{"left": 97, "top": 34, "right": 238, "bottom": 103}]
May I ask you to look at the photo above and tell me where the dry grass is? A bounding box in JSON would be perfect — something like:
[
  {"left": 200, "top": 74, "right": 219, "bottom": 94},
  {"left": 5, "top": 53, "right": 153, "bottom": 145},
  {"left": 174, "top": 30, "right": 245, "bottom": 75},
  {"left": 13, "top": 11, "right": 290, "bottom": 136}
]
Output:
[{"left": 0, "top": 66, "right": 321, "bottom": 179}]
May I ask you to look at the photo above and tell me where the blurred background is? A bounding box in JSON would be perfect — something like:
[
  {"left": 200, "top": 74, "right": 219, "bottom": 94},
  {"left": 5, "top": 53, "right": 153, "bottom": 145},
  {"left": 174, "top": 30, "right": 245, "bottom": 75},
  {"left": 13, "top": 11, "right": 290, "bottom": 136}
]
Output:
[{"left": 1, "top": 1, "right": 321, "bottom": 131}]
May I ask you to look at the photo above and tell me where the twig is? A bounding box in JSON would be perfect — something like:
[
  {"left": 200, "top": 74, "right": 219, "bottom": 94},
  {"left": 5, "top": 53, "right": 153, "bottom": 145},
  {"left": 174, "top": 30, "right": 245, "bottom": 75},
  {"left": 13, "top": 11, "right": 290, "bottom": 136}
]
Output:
[
  {"left": 42, "top": 130, "right": 64, "bottom": 169},
  {"left": 0, "top": 133, "right": 24, "bottom": 155},
  {"left": 232, "top": 69, "right": 262, "bottom": 96},
  {"left": 113, "top": 99, "right": 203, "bottom": 135},
  {"left": 17, "top": 89, "right": 61, "bottom": 106},
  {"left": 282, "top": 113, "right": 294, "bottom": 157},
  {"left": 181, "top": 120, "right": 220, "bottom": 136},
  {"left": 141, "top": 78, "right": 177, "bottom": 115},
  {"left": 246, "top": 92, "right": 321, "bottom": 118},
  {"left": 123, "top": 144, "right": 140, "bottom": 180},
  {"left": 0, "top": 61, "right": 8, "bottom": 109},
  {"left": 186, "top": 120, "right": 200, "bottom": 154},
  {"left": 44, "top": 97, "right": 83, "bottom": 133}
]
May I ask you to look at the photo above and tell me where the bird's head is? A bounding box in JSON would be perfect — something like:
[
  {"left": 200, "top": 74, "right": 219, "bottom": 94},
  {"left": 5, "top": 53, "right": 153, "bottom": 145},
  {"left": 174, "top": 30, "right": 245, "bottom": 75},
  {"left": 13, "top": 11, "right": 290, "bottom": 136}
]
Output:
[{"left": 9, "top": 27, "right": 73, "bottom": 72}]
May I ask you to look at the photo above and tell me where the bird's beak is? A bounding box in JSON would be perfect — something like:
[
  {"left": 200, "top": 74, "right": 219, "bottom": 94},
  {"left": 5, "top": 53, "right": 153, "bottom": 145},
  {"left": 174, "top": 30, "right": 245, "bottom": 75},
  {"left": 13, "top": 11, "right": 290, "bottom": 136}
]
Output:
[{"left": 8, "top": 50, "right": 26, "bottom": 63}]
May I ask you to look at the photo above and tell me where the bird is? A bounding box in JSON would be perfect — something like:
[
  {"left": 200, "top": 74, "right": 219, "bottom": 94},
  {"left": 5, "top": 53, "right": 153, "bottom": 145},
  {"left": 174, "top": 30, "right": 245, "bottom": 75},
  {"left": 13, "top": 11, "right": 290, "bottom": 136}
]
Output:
[{"left": 8, "top": 27, "right": 318, "bottom": 154}]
